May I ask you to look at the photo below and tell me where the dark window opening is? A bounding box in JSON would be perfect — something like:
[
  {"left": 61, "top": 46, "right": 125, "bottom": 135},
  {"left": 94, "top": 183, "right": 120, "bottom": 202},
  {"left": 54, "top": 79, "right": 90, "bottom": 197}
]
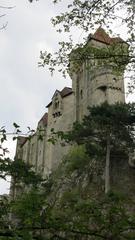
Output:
[
  {"left": 98, "top": 85, "right": 107, "bottom": 91},
  {"left": 80, "top": 89, "right": 83, "bottom": 99},
  {"left": 113, "top": 77, "right": 117, "bottom": 82},
  {"left": 52, "top": 111, "right": 62, "bottom": 118},
  {"left": 98, "top": 85, "right": 107, "bottom": 97}
]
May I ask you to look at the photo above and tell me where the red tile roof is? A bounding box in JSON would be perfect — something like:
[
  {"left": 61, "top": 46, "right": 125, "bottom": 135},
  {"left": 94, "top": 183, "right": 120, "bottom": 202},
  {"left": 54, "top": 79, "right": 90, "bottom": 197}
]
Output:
[
  {"left": 46, "top": 87, "right": 73, "bottom": 108},
  {"left": 89, "top": 27, "right": 126, "bottom": 45},
  {"left": 60, "top": 87, "right": 73, "bottom": 97},
  {"left": 38, "top": 112, "right": 48, "bottom": 126},
  {"left": 111, "top": 37, "right": 125, "bottom": 44}
]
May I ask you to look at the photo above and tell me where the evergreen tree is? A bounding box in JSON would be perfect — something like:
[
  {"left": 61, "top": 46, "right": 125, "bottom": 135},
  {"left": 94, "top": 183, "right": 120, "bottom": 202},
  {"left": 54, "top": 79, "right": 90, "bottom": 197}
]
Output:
[{"left": 54, "top": 102, "right": 135, "bottom": 193}]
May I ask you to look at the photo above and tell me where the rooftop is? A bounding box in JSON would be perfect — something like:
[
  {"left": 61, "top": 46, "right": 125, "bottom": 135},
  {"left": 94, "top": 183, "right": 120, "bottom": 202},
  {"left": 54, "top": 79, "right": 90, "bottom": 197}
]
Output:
[
  {"left": 38, "top": 112, "right": 48, "bottom": 126},
  {"left": 46, "top": 87, "right": 73, "bottom": 108},
  {"left": 89, "top": 27, "right": 126, "bottom": 45}
]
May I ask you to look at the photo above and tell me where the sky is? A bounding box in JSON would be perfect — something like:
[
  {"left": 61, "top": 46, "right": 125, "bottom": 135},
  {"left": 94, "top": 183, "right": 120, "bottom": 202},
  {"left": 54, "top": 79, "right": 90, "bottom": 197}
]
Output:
[
  {"left": 0, "top": 0, "right": 73, "bottom": 194},
  {"left": 0, "top": 0, "right": 134, "bottom": 194}
]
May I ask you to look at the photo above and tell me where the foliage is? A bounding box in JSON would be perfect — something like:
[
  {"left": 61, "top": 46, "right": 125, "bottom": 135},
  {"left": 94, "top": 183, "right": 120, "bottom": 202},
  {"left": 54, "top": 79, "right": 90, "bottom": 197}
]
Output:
[
  {"left": 0, "top": 157, "right": 42, "bottom": 185},
  {"left": 0, "top": 3, "right": 16, "bottom": 31},
  {"left": 52, "top": 102, "right": 135, "bottom": 154},
  {"left": 68, "top": 42, "right": 129, "bottom": 76},
  {"left": 11, "top": 158, "right": 43, "bottom": 186},
  {"left": 12, "top": 188, "right": 45, "bottom": 228},
  {"left": 1, "top": 174, "right": 135, "bottom": 240},
  {"left": 51, "top": 102, "right": 135, "bottom": 193},
  {"left": 0, "top": 130, "right": 135, "bottom": 239},
  {"left": 28, "top": 0, "right": 38, "bottom": 2},
  {"left": 0, "top": 123, "right": 42, "bottom": 185},
  {"left": 35, "top": 0, "right": 135, "bottom": 91},
  {"left": 39, "top": 32, "right": 130, "bottom": 78},
  {"left": 63, "top": 145, "right": 90, "bottom": 173},
  {"left": 1, "top": 1, "right": 135, "bottom": 239},
  {"left": 49, "top": 190, "right": 135, "bottom": 240},
  {"left": 0, "top": 195, "right": 10, "bottom": 231}
]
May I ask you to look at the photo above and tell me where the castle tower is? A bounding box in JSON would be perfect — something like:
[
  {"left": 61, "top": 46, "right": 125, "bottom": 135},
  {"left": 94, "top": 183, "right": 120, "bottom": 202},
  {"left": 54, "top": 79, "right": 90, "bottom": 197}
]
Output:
[
  {"left": 13, "top": 28, "right": 129, "bottom": 187},
  {"left": 70, "top": 28, "right": 128, "bottom": 122}
]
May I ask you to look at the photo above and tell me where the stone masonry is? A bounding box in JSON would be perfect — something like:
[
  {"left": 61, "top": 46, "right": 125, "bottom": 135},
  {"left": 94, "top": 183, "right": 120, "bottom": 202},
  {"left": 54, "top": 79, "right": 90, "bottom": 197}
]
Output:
[{"left": 15, "top": 28, "right": 128, "bottom": 178}]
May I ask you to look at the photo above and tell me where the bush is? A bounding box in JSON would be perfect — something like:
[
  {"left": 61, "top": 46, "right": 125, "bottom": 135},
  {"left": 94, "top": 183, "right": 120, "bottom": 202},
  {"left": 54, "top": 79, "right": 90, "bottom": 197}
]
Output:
[{"left": 64, "top": 145, "right": 90, "bottom": 173}]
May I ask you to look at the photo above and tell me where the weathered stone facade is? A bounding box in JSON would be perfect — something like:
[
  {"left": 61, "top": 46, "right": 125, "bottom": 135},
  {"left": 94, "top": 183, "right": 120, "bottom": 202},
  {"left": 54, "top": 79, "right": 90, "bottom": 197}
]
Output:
[{"left": 15, "top": 28, "right": 128, "bottom": 177}]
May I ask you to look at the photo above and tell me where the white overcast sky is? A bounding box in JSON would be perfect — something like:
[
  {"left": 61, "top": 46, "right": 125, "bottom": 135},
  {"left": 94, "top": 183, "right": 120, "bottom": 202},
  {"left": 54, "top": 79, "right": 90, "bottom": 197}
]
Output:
[
  {"left": 0, "top": 0, "right": 73, "bottom": 194},
  {"left": 0, "top": 0, "right": 134, "bottom": 194}
]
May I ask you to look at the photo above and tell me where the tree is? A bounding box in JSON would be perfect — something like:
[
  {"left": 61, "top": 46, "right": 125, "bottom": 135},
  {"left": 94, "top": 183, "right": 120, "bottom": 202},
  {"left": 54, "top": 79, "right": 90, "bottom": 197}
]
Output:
[
  {"left": 0, "top": 5, "right": 15, "bottom": 30},
  {"left": 0, "top": 104, "right": 135, "bottom": 239},
  {"left": 51, "top": 102, "right": 135, "bottom": 193},
  {"left": 37, "top": 0, "right": 135, "bottom": 92},
  {"left": 1, "top": 152, "right": 135, "bottom": 240},
  {"left": 0, "top": 1, "right": 135, "bottom": 239},
  {"left": 0, "top": 122, "right": 46, "bottom": 202}
]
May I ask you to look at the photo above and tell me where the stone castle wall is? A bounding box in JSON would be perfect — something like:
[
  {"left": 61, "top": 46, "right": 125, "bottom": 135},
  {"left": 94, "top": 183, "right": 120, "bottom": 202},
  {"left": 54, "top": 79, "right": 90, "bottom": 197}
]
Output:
[{"left": 15, "top": 28, "right": 128, "bottom": 177}]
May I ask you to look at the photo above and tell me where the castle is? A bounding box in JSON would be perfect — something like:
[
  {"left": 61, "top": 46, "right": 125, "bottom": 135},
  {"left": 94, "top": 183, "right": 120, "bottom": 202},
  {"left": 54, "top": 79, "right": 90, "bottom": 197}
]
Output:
[{"left": 15, "top": 28, "right": 127, "bottom": 178}]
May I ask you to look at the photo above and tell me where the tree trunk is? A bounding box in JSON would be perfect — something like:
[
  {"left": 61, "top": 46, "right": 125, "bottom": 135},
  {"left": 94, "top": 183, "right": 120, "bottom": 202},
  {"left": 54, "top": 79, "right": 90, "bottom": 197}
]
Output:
[{"left": 105, "top": 135, "right": 111, "bottom": 194}]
